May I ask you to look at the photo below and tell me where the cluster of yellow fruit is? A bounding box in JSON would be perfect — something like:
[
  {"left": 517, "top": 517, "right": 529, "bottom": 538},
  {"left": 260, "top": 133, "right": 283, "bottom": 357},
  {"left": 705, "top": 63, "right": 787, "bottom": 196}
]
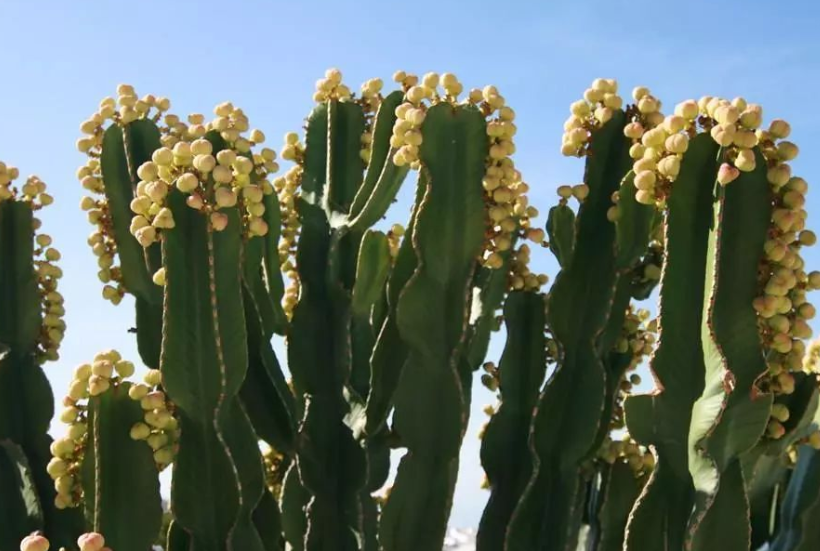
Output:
[
  {"left": 126, "top": 368, "right": 178, "bottom": 470},
  {"left": 596, "top": 307, "right": 657, "bottom": 477},
  {"left": 695, "top": 96, "right": 773, "bottom": 184},
  {"left": 127, "top": 105, "right": 276, "bottom": 249},
  {"left": 612, "top": 308, "right": 656, "bottom": 428},
  {"left": 743, "top": 123, "right": 819, "bottom": 439},
  {"left": 388, "top": 71, "right": 432, "bottom": 169},
  {"left": 596, "top": 435, "right": 655, "bottom": 478},
  {"left": 76, "top": 85, "right": 174, "bottom": 305},
  {"left": 33, "top": 228, "right": 65, "bottom": 363},
  {"left": 0, "top": 168, "right": 54, "bottom": 207},
  {"left": 77, "top": 86, "right": 279, "bottom": 303},
  {"left": 479, "top": 361, "right": 500, "bottom": 393},
  {"left": 386, "top": 223, "right": 405, "bottom": 258},
  {"left": 0, "top": 166, "right": 67, "bottom": 363},
  {"left": 261, "top": 443, "right": 286, "bottom": 500},
  {"left": 357, "top": 76, "right": 385, "bottom": 165},
  {"left": 507, "top": 244, "right": 549, "bottom": 291},
  {"left": 0, "top": 161, "right": 22, "bottom": 201},
  {"left": 47, "top": 350, "right": 135, "bottom": 509},
  {"left": 275, "top": 132, "right": 305, "bottom": 319},
  {"left": 620, "top": 86, "right": 692, "bottom": 206},
  {"left": 20, "top": 532, "right": 110, "bottom": 551},
  {"left": 313, "top": 68, "right": 353, "bottom": 103},
  {"left": 560, "top": 78, "right": 623, "bottom": 157},
  {"left": 475, "top": 84, "right": 547, "bottom": 290}
]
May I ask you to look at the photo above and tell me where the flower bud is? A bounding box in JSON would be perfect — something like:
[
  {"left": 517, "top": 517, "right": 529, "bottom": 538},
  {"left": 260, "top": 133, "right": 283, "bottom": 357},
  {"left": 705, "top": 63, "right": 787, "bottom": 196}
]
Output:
[
  {"left": 115, "top": 360, "right": 135, "bottom": 378},
  {"left": 140, "top": 391, "right": 166, "bottom": 411},
  {"left": 175, "top": 173, "right": 199, "bottom": 193},
  {"left": 777, "top": 141, "right": 799, "bottom": 161},
  {"left": 214, "top": 187, "right": 237, "bottom": 208},
  {"left": 657, "top": 156, "right": 681, "bottom": 179},
  {"left": 130, "top": 422, "right": 151, "bottom": 440},
  {"left": 144, "top": 369, "right": 162, "bottom": 386},
  {"left": 210, "top": 212, "right": 229, "bottom": 232},
  {"left": 635, "top": 190, "right": 654, "bottom": 205},
  {"left": 20, "top": 535, "right": 50, "bottom": 551},
  {"left": 135, "top": 226, "right": 157, "bottom": 247},
  {"left": 634, "top": 171, "right": 657, "bottom": 191},
  {"left": 674, "top": 100, "right": 699, "bottom": 120},
  {"left": 768, "top": 119, "right": 791, "bottom": 139},
  {"left": 717, "top": 163, "right": 740, "bottom": 186},
  {"left": 152, "top": 208, "right": 175, "bottom": 229},
  {"left": 88, "top": 375, "right": 110, "bottom": 396},
  {"left": 572, "top": 184, "right": 590, "bottom": 201},
  {"left": 632, "top": 86, "right": 650, "bottom": 101},
  {"left": 77, "top": 533, "right": 105, "bottom": 551},
  {"left": 665, "top": 133, "right": 689, "bottom": 154},
  {"left": 128, "top": 384, "right": 149, "bottom": 400},
  {"left": 734, "top": 149, "right": 756, "bottom": 172}
]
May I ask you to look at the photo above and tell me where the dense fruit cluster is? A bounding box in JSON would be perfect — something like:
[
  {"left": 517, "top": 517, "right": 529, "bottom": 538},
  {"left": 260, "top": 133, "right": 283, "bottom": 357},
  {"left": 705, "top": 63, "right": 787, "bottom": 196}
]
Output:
[
  {"left": 48, "top": 350, "right": 136, "bottom": 509},
  {"left": 596, "top": 306, "right": 656, "bottom": 477},
  {"left": 275, "top": 132, "right": 305, "bottom": 319},
  {"left": 0, "top": 163, "right": 65, "bottom": 362},
  {"left": 560, "top": 78, "right": 623, "bottom": 157},
  {"left": 261, "top": 443, "right": 286, "bottom": 500},
  {"left": 76, "top": 86, "right": 172, "bottom": 305},
  {"left": 47, "top": 350, "right": 176, "bottom": 511},
  {"left": 77, "top": 86, "right": 279, "bottom": 303},
  {"left": 126, "top": 368, "right": 178, "bottom": 470}
]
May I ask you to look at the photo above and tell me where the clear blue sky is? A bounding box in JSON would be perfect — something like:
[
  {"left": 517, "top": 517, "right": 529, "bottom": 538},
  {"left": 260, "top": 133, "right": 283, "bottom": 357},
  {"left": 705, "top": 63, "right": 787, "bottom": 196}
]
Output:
[{"left": 2, "top": 0, "right": 820, "bottom": 529}]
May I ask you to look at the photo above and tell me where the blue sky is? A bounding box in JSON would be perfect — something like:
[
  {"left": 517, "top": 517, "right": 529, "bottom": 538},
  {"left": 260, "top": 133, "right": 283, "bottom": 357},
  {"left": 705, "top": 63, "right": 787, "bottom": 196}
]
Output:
[{"left": 2, "top": 0, "right": 820, "bottom": 529}]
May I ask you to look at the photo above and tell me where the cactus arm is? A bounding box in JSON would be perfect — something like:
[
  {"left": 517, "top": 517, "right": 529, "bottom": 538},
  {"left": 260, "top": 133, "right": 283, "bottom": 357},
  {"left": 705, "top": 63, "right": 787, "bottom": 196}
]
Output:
[
  {"left": 260, "top": 191, "right": 287, "bottom": 335},
  {"left": 161, "top": 188, "right": 265, "bottom": 551},
  {"left": 771, "top": 447, "right": 820, "bottom": 551},
  {"left": 100, "top": 121, "right": 164, "bottom": 367},
  {"left": 0, "top": 202, "right": 40, "bottom": 348},
  {"left": 505, "top": 112, "right": 630, "bottom": 551},
  {"left": 613, "top": 173, "right": 655, "bottom": 270},
  {"left": 347, "top": 91, "right": 411, "bottom": 233},
  {"left": 80, "top": 382, "right": 162, "bottom": 551},
  {"left": 351, "top": 230, "right": 390, "bottom": 318},
  {"left": 349, "top": 230, "right": 390, "bottom": 399},
  {"left": 166, "top": 520, "right": 191, "bottom": 551},
  {"left": 546, "top": 204, "right": 575, "bottom": 268},
  {"left": 464, "top": 245, "right": 517, "bottom": 373},
  {"left": 741, "top": 376, "right": 818, "bottom": 547},
  {"left": 287, "top": 98, "right": 371, "bottom": 550},
  {"left": 244, "top": 237, "right": 280, "bottom": 338},
  {"left": 280, "top": 463, "right": 309, "bottom": 551},
  {"left": 252, "top": 490, "right": 285, "bottom": 551},
  {"left": 0, "top": 202, "right": 83, "bottom": 548},
  {"left": 0, "top": 439, "right": 43, "bottom": 549},
  {"left": 378, "top": 103, "right": 487, "bottom": 551},
  {"left": 621, "top": 134, "right": 719, "bottom": 549},
  {"left": 99, "top": 121, "right": 163, "bottom": 302},
  {"left": 326, "top": 101, "right": 366, "bottom": 214},
  {"left": 239, "top": 285, "right": 297, "bottom": 455},
  {"left": 587, "top": 462, "right": 644, "bottom": 551},
  {"left": 348, "top": 91, "right": 405, "bottom": 219},
  {"left": 476, "top": 291, "right": 547, "bottom": 551},
  {"left": 744, "top": 453, "right": 789, "bottom": 548},
  {"left": 364, "top": 174, "right": 425, "bottom": 435},
  {"left": 686, "top": 149, "right": 773, "bottom": 551}
]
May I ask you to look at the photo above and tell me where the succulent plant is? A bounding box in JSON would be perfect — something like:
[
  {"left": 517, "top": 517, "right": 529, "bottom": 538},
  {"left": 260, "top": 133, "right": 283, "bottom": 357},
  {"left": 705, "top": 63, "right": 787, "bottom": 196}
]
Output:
[{"left": 4, "top": 71, "right": 820, "bottom": 551}]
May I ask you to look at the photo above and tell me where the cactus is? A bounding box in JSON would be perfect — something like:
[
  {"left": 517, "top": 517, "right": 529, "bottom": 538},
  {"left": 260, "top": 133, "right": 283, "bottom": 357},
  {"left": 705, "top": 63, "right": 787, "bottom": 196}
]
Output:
[
  {"left": 0, "top": 165, "right": 84, "bottom": 549},
  {"left": 6, "top": 72, "right": 820, "bottom": 551}
]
